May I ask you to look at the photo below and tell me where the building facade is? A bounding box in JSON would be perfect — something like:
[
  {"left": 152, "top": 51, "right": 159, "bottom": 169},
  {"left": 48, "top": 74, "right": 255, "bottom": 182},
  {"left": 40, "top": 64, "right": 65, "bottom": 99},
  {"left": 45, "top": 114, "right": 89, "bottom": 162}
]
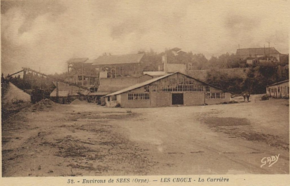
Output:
[
  {"left": 92, "top": 53, "right": 145, "bottom": 78},
  {"left": 104, "top": 72, "right": 231, "bottom": 108},
  {"left": 66, "top": 58, "right": 99, "bottom": 91},
  {"left": 266, "top": 80, "right": 289, "bottom": 98}
]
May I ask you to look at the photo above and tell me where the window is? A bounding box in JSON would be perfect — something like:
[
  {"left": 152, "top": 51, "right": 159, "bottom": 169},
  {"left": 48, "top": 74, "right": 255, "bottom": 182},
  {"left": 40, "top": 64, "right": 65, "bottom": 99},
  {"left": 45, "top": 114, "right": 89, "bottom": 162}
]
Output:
[
  {"left": 221, "top": 93, "right": 225, "bottom": 98},
  {"left": 112, "top": 95, "right": 117, "bottom": 101},
  {"left": 139, "top": 94, "right": 145, "bottom": 99},
  {"left": 107, "top": 71, "right": 111, "bottom": 78},
  {"left": 128, "top": 94, "right": 133, "bottom": 100},
  {"left": 78, "top": 76, "right": 82, "bottom": 80},
  {"left": 206, "top": 93, "right": 211, "bottom": 98},
  {"left": 188, "top": 85, "right": 193, "bottom": 91},
  {"left": 216, "top": 93, "right": 220, "bottom": 98},
  {"left": 128, "top": 93, "right": 150, "bottom": 100},
  {"left": 108, "top": 97, "right": 110, "bottom": 101},
  {"left": 207, "top": 92, "right": 224, "bottom": 99},
  {"left": 161, "top": 84, "right": 204, "bottom": 92},
  {"left": 145, "top": 94, "right": 150, "bottom": 99}
]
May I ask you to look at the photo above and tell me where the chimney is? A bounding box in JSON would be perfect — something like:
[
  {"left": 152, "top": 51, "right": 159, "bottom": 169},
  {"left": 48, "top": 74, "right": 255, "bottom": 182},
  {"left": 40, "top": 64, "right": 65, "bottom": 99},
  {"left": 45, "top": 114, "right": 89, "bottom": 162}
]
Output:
[{"left": 162, "top": 53, "right": 168, "bottom": 73}]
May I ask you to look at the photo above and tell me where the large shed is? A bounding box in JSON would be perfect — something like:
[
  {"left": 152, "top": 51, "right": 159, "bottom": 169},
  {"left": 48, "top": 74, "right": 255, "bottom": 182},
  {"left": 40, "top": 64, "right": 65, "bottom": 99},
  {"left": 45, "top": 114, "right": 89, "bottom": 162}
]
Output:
[
  {"left": 104, "top": 72, "right": 231, "bottom": 108},
  {"left": 266, "top": 79, "right": 289, "bottom": 98}
]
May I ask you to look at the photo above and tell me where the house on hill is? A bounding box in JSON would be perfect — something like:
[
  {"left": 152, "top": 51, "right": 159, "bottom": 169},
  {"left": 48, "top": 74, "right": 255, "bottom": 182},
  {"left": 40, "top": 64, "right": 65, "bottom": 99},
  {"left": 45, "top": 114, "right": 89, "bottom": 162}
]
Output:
[
  {"left": 159, "top": 48, "right": 187, "bottom": 73},
  {"left": 104, "top": 72, "right": 231, "bottom": 108},
  {"left": 236, "top": 47, "right": 281, "bottom": 62},
  {"left": 266, "top": 79, "right": 289, "bottom": 98},
  {"left": 92, "top": 53, "right": 145, "bottom": 78}
]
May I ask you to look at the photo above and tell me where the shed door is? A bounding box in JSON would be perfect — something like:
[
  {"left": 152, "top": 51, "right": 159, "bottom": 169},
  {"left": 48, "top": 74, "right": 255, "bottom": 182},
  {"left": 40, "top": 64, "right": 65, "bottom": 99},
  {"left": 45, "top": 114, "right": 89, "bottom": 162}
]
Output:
[{"left": 172, "top": 93, "right": 184, "bottom": 105}]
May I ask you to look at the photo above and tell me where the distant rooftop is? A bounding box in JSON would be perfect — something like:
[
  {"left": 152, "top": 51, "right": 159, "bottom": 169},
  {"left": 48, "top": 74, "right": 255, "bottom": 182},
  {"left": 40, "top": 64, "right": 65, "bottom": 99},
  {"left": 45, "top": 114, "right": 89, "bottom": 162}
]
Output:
[
  {"left": 143, "top": 71, "right": 167, "bottom": 77},
  {"left": 236, "top": 47, "right": 280, "bottom": 56},
  {"left": 67, "top": 58, "right": 89, "bottom": 64},
  {"left": 92, "top": 53, "right": 144, "bottom": 65}
]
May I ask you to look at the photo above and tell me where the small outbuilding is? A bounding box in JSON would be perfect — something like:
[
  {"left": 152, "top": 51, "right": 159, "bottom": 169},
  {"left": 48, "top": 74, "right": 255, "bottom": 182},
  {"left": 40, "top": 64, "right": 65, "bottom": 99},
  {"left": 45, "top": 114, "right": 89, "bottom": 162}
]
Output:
[
  {"left": 104, "top": 72, "right": 231, "bottom": 108},
  {"left": 266, "top": 79, "right": 289, "bottom": 98},
  {"left": 50, "top": 89, "right": 69, "bottom": 104}
]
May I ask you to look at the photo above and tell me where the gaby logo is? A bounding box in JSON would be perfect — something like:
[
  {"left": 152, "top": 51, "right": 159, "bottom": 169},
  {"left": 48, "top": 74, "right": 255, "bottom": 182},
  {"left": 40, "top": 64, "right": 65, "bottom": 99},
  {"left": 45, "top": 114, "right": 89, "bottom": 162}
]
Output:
[{"left": 260, "top": 154, "right": 280, "bottom": 168}]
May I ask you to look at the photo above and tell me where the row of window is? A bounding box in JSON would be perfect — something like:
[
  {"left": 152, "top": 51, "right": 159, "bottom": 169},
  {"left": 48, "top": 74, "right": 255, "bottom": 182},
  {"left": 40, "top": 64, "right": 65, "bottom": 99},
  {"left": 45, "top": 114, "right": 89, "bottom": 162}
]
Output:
[
  {"left": 166, "top": 77, "right": 198, "bottom": 85},
  {"left": 107, "top": 92, "right": 225, "bottom": 101},
  {"left": 128, "top": 93, "right": 150, "bottom": 100},
  {"left": 268, "top": 87, "right": 289, "bottom": 94},
  {"left": 206, "top": 92, "right": 225, "bottom": 99},
  {"left": 162, "top": 85, "right": 204, "bottom": 92}
]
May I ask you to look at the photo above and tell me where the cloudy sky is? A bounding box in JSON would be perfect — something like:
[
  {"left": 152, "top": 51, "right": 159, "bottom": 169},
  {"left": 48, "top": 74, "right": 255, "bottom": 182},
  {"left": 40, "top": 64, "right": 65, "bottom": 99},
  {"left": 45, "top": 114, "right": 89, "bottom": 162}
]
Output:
[{"left": 1, "top": 0, "right": 289, "bottom": 75}]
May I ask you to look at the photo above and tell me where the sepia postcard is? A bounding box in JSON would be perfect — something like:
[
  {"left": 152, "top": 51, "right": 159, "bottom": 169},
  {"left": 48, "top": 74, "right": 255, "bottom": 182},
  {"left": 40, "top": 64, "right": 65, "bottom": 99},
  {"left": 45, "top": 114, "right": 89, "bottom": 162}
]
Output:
[{"left": 1, "top": 0, "right": 289, "bottom": 185}]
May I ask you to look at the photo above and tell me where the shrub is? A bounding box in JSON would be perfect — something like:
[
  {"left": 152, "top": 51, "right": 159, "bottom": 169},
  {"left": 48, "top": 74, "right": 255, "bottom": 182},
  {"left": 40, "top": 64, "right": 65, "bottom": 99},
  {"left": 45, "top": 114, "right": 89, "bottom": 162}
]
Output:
[{"left": 261, "top": 94, "right": 269, "bottom": 101}]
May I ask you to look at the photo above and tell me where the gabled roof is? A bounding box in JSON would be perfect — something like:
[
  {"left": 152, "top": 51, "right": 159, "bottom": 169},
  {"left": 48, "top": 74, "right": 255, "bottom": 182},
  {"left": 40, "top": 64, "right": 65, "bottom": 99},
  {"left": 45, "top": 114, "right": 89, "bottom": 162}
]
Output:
[
  {"left": 236, "top": 47, "right": 280, "bottom": 56},
  {"left": 67, "top": 58, "right": 89, "bottom": 64},
  {"left": 92, "top": 53, "right": 144, "bottom": 65},
  {"left": 267, "top": 79, "right": 289, "bottom": 87},
  {"left": 98, "top": 75, "right": 153, "bottom": 94},
  {"left": 105, "top": 72, "right": 224, "bottom": 97}
]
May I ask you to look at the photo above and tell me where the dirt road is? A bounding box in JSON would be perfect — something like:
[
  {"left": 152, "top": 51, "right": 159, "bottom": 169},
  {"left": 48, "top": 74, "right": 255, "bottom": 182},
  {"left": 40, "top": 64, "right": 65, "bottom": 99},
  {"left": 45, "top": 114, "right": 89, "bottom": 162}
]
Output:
[{"left": 2, "top": 96, "right": 289, "bottom": 176}]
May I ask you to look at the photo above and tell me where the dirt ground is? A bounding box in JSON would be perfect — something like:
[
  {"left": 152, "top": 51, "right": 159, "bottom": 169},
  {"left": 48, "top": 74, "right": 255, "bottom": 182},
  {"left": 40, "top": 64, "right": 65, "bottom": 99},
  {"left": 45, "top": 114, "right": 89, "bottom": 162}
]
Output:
[{"left": 2, "top": 95, "right": 289, "bottom": 176}]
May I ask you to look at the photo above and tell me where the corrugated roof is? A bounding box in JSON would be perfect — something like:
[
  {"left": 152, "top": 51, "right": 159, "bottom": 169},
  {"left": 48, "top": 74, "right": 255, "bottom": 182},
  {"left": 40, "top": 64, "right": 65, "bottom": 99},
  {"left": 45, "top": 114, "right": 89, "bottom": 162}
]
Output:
[
  {"left": 236, "top": 47, "right": 280, "bottom": 56},
  {"left": 105, "top": 72, "right": 223, "bottom": 97},
  {"left": 267, "top": 79, "right": 289, "bottom": 87},
  {"left": 97, "top": 75, "right": 153, "bottom": 94},
  {"left": 67, "top": 58, "right": 89, "bottom": 64},
  {"left": 92, "top": 53, "right": 144, "bottom": 65},
  {"left": 88, "top": 92, "right": 109, "bottom": 96}
]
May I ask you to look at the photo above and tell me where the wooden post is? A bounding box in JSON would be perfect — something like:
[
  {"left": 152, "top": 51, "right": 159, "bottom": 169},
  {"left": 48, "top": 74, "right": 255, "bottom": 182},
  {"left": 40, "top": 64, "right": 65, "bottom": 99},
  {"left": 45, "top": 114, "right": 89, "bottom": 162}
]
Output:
[
  {"left": 56, "top": 81, "right": 59, "bottom": 103},
  {"left": 82, "top": 63, "right": 84, "bottom": 86}
]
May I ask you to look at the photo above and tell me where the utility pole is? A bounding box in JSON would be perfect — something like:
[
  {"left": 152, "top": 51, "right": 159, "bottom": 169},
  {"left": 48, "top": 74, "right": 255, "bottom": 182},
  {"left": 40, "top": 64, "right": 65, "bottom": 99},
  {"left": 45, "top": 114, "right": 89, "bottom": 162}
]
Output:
[
  {"left": 268, "top": 42, "right": 270, "bottom": 57},
  {"left": 82, "top": 62, "right": 84, "bottom": 86}
]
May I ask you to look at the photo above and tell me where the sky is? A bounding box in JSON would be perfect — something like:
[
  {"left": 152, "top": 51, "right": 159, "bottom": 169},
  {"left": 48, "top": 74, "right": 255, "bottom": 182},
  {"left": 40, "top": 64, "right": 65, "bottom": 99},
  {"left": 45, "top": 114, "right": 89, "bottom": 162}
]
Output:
[{"left": 1, "top": 0, "right": 289, "bottom": 75}]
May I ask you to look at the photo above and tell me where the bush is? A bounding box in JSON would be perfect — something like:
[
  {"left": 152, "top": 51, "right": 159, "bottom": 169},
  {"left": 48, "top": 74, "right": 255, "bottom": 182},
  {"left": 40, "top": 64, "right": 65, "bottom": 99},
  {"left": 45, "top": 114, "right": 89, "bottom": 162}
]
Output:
[
  {"left": 222, "top": 100, "right": 237, "bottom": 104},
  {"left": 261, "top": 94, "right": 269, "bottom": 101}
]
